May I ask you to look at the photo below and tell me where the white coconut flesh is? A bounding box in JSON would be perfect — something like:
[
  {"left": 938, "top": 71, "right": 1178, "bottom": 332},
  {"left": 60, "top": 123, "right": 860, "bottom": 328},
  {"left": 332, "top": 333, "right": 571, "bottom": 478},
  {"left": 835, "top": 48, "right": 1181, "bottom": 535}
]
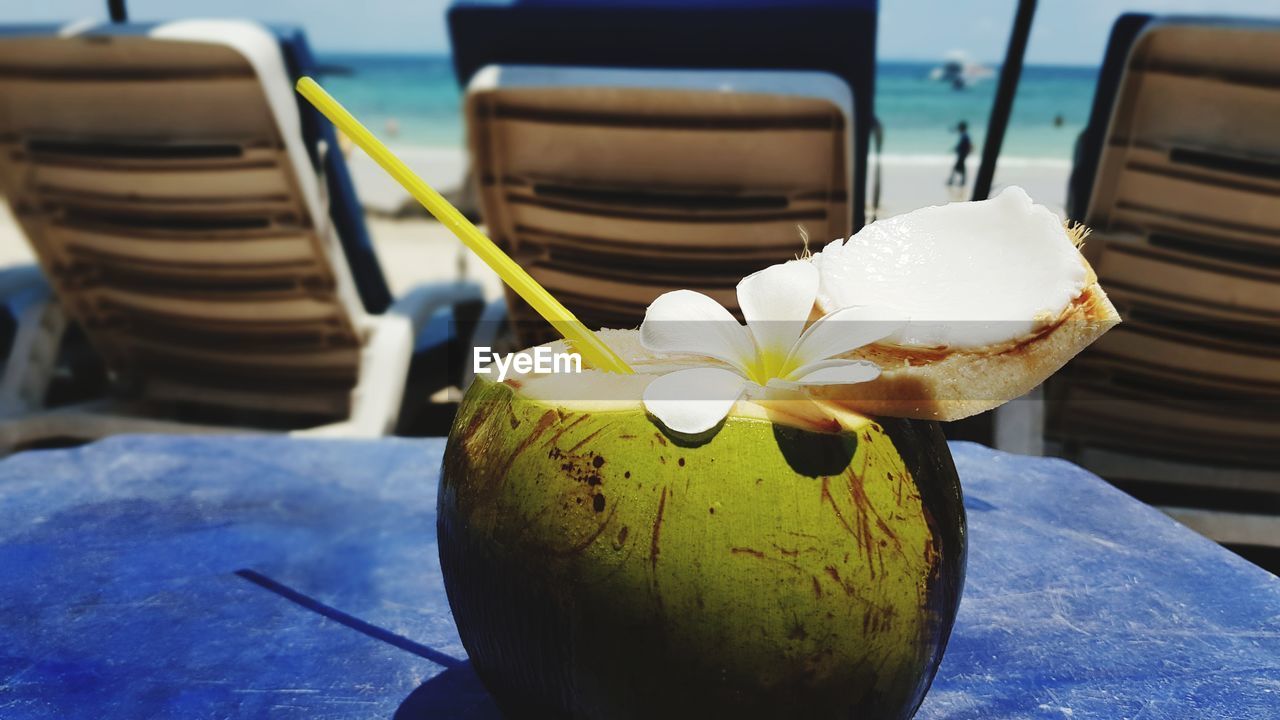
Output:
[{"left": 813, "top": 186, "right": 1088, "bottom": 349}]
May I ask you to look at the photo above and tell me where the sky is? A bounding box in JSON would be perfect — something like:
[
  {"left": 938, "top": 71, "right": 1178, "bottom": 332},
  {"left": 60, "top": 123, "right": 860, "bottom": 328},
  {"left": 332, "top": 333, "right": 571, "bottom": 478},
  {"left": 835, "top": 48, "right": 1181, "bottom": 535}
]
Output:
[{"left": 9, "top": 0, "right": 1280, "bottom": 65}]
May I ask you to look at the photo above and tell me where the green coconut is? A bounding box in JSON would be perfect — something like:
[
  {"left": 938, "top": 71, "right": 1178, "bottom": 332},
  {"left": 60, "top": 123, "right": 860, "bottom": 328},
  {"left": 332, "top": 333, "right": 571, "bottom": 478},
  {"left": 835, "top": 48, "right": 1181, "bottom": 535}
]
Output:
[{"left": 439, "top": 363, "right": 965, "bottom": 719}]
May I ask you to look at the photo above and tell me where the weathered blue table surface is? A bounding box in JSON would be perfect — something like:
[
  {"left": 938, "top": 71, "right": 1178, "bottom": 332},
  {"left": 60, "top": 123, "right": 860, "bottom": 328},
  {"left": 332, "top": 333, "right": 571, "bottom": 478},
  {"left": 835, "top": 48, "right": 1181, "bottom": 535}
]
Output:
[{"left": 0, "top": 436, "right": 1276, "bottom": 719}]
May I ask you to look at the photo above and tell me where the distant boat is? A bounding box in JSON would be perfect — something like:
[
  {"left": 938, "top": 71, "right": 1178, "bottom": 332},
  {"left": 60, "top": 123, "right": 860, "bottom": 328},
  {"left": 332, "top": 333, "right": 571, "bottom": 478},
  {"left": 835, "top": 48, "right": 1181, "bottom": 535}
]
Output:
[{"left": 929, "top": 51, "right": 994, "bottom": 90}]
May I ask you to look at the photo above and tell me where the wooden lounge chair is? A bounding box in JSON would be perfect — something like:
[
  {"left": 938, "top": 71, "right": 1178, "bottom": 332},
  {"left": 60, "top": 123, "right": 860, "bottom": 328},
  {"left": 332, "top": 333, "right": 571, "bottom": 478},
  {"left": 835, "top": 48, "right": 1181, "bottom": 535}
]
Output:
[
  {"left": 464, "top": 65, "right": 854, "bottom": 346},
  {"left": 447, "top": 0, "right": 875, "bottom": 351},
  {"left": 1045, "top": 15, "right": 1280, "bottom": 554},
  {"left": 0, "top": 20, "right": 483, "bottom": 447}
]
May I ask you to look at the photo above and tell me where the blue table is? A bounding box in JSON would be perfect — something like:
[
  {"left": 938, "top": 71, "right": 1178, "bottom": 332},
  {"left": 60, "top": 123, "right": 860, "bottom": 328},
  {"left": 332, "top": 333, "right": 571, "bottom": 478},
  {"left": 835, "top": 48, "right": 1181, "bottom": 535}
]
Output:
[{"left": 0, "top": 437, "right": 1276, "bottom": 718}]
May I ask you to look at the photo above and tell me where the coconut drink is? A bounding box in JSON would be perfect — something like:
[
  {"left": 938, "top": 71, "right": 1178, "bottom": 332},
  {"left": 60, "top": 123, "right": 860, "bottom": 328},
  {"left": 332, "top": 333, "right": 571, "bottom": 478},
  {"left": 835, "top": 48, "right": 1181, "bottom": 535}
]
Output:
[
  {"left": 439, "top": 187, "right": 1119, "bottom": 718},
  {"left": 293, "top": 89, "right": 1115, "bottom": 719},
  {"left": 442, "top": 368, "right": 962, "bottom": 718}
]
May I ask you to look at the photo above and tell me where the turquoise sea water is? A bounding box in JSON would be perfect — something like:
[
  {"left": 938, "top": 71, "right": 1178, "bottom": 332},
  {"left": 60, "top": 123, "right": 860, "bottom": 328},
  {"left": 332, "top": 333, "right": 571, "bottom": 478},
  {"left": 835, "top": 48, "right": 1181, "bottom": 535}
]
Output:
[{"left": 317, "top": 56, "right": 1098, "bottom": 161}]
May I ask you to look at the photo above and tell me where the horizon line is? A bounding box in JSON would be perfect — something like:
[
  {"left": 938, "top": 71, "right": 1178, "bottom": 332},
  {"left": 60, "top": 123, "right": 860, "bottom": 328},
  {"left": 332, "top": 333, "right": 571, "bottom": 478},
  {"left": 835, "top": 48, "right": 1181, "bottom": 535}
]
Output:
[{"left": 313, "top": 50, "right": 1101, "bottom": 70}]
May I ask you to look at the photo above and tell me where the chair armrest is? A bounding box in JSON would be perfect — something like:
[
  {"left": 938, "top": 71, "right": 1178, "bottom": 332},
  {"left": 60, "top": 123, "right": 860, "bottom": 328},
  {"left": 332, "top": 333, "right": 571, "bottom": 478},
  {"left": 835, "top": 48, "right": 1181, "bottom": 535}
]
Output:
[
  {"left": 387, "top": 280, "right": 485, "bottom": 336},
  {"left": 0, "top": 264, "right": 51, "bottom": 308}
]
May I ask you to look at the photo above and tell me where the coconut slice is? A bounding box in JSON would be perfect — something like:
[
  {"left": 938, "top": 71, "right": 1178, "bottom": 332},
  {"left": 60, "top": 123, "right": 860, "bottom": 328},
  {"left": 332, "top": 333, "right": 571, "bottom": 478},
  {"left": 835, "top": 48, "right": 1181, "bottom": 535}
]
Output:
[{"left": 807, "top": 186, "right": 1120, "bottom": 421}]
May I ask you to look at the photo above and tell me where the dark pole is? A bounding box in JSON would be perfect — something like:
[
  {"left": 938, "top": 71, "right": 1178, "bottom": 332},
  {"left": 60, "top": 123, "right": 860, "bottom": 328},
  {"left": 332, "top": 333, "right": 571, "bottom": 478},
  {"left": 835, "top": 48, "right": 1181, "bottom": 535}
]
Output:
[
  {"left": 972, "top": 0, "right": 1037, "bottom": 201},
  {"left": 943, "top": 0, "right": 1038, "bottom": 448},
  {"left": 108, "top": 0, "right": 127, "bottom": 23}
]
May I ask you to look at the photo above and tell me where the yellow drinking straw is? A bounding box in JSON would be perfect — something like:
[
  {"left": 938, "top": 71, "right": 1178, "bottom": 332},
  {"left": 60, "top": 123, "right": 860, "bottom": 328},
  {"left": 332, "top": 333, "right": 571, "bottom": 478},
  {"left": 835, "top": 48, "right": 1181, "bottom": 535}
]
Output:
[{"left": 295, "top": 76, "right": 633, "bottom": 375}]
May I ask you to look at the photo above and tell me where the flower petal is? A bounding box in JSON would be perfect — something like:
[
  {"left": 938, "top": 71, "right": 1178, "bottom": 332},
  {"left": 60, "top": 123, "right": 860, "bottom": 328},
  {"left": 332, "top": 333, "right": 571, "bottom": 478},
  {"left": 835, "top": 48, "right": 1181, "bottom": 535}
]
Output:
[
  {"left": 785, "top": 305, "right": 905, "bottom": 378},
  {"left": 768, "top": 360, "right": 881, "bottom": 390},
  {"left": 643, "top": 368, "right": 747, "bottom": 435},
  {"left": 737, "top": 261, "right": 819, "bottom": 368},
  {"left": 640, "top": 290, "right": 755, "bottom": 373}
]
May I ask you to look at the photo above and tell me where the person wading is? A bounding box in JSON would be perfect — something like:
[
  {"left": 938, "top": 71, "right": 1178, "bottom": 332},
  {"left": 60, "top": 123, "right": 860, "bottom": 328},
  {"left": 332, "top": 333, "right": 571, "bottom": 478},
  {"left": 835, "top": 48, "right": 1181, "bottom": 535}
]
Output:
[{"left": 947, "top": 121, "right": 973, "bottom": 187}]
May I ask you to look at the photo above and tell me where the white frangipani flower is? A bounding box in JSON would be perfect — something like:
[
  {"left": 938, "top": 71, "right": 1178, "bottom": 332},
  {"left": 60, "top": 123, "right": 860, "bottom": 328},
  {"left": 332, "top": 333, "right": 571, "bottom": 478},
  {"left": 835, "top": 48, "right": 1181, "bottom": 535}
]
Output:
[{"left": 639, "top": 261, "right": 905, "bottom": 434}]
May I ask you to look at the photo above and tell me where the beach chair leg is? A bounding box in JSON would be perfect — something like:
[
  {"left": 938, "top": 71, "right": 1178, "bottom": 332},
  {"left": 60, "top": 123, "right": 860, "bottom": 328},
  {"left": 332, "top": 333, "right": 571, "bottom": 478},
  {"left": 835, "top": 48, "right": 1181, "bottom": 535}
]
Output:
[
  {"left": 458, "top": 298, "right": 511, "bottom": 392},
  {"left": 388, "top": 280, "right": 486, "bottom": 394},
  {"left": 993, "top": 384, "right": 1046, "bottom": 456},
  {"left": 0, "top": 278, "right": 66, "bottom": 417}
]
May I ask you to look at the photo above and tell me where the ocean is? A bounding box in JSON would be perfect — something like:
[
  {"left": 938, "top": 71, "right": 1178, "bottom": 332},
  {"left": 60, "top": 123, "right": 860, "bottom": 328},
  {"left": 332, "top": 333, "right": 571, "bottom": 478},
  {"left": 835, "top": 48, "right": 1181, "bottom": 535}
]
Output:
[{"left": 317, "top": 56, "right": 1097, "bottom": 164}]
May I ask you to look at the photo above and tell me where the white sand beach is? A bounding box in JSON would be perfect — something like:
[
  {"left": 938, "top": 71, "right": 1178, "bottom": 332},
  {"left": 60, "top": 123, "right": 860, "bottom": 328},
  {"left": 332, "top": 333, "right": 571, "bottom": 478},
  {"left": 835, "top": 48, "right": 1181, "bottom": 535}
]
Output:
[{"left": 0, "top": 149, "right": 1070, "bottom": 302}]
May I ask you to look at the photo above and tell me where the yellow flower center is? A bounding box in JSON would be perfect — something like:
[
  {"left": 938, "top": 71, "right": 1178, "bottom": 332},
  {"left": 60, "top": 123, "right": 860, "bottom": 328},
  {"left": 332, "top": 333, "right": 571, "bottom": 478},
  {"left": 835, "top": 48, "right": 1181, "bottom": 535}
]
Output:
[{"left": 745, "top": 347, "right": 796, "bottom": 386}]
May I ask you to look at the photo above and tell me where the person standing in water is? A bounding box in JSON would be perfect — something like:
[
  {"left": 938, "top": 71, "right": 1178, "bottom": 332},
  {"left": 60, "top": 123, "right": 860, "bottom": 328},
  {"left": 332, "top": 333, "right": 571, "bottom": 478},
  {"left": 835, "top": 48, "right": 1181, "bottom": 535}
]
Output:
[{"left": 947, "top": 121, "right": 973, "bottom": 187}]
